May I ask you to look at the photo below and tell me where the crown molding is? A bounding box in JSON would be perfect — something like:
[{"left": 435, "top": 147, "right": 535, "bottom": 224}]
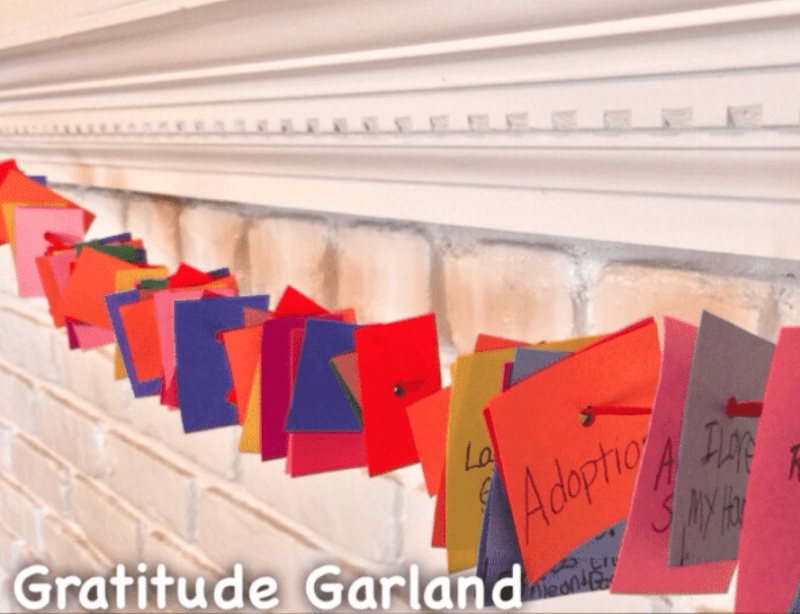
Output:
[{"left": 1, "top": 0, "right": 799, "bottom": 259}]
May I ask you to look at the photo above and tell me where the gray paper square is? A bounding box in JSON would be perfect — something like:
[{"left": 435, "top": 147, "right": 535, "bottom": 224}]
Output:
[{"left": 667, "top": 311, "right": 773, "bottom": 567}]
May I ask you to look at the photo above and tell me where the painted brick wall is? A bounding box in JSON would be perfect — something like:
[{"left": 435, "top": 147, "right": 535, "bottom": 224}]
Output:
[{"left": 1, "top": 183, "right": 795, "bottom": 613}]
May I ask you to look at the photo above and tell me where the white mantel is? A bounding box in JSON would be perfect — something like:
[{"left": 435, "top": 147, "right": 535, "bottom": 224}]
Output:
[{"left": 1, "top": 0, "right": 799, "bottom": 259}]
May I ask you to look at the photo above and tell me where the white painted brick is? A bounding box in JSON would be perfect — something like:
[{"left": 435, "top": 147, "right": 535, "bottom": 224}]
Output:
[
  {"left": 593, "top": 264, "right": 771, "bottom": 337},
  {"left": 0, "top": 519, "right": 20, "bottom": 573},
  {"left": 0, "top": 288, "right": 53, "bottom": 316},
  {"left": 104, "top": 429, "right": 195, "bottom": 541},
  {"left": 0, "top": 293, "right": 53, "bottom": 322},
  {"left": 11, "top": 552, "right": 38, "bottom": 594},
  {"left": 248, "top": 216, "right": 332, "bottom": 306},
  {"left": 443, "top": 243, "right": 575, "bottom": 352},
  {"left": 0, "top": 519, "right": 36, "bottom": 579},
  {"left": 142, "top": 528, "right": 223, "bottom": 581},
  {"left": 439, "top": 344, "right": 459, "bottom": 388},
  {"left": 0, "top": 366, "right": 35, "bottom": 433},
  {"left": 34, "top": 389, "right": 104, "bottom": 479},
  {"left": 179, "top": 203, "right": 248, "bottom": 285},
  {"left": 337, "top": 225, "right": 431, "bottom": 323},
  {"left": 9, "top": 433, "right": 69, "bottom": 517},
  {"left": 44, "top": 183, "right": 85, "bottom": 204},
  {"left": 0, "top": 419, "right": 12, "bottom": 474},
  {"left": 388, "top": 464, "right": 427, "bottom": 492},
  {"left": 0, "top": 475, "right": 43, "bottom": 551},
  {"left": 127, "top": 194, "right": 181, "bottom": 270},
  {"left": 0, "top": 577, "right": 9, "bottom": 614},
  {"left": 132, "top": 396, "right": 240, "bottom": 480},
  {"left": 0, "top": 244, "right": 18, "bottom": 297},
  {"left": 398, "top": 483, "right": 447, "bottom": 579},
  {"left": 70, "top": 474, "right": 142, "bottom": 566},
  {"left": 0, "top": 309, "right": 59, "bottom": 383},
  {"left": 53, "top": 184, "right": 128, "bottom": 242},
  {"left": 39, "top": 513, "right": 110, "bottom": 576},
  {"left": 776, "top": 283, "right": 800, "bottom": 330},
  {"left": 197, "top": 483, "right": 319, "bottom": 574},
  {"left": 669, "top": 577, "right": 736, "bottom": 614},
  {"left": 50, "top": 332, "right": 133, "bottom": 423},
  {"left": 196, "top": 484, "right": 325, "bottom": 612},
  {"left": 239, "top": 454, "right": 402, "bottom": 565}
]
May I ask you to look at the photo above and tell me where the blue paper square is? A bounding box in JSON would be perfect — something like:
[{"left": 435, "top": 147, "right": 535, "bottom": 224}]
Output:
[
  {"left": 105, "top": 289, "right": 160, "bottom": 398},
  {"left": 284, "top": 319, "right": 361, "bottom": 432},
  {"left": 174, "top": 294, "right": 269, "bottom": 432}
]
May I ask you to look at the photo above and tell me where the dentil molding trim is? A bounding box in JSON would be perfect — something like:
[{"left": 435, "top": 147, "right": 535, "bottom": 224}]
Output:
[{"left": 1, "top": 0, "right": 799, "bottom": 259}]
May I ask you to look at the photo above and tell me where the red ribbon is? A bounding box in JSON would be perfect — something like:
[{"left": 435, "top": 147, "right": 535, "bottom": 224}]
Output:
[{"left": 725, "top": 395, "right": 763, "bottom": 417}]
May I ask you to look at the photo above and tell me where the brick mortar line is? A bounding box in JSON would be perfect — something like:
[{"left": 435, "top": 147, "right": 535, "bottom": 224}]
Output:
[
  {"left": 146, "top": 527, "right": 224, "bottom": 579},
  {"left": 1, "top": 436, "right": 121, "bottom": 570},
  {"left": 0, "top": 470, "right": 49, "bottom": 555},
  {"left": 4, "top": 454, "right": 224, "bottom": 585},
  {"left": 0, "top": 299, "right": 55, "bottom": 328},
  {"left": 0, "top": 351, "right": 401, "bottom": 576},
  {"left": 106, "top": 428, "right": 193, "bottom": 479},
  {"left": 4, "top": 430, "right": 230, "bottom": 583},
  {"left": 72, "top": 473, "right": 144, "bottom": 532},
  {"left": 203, "top": 484, "right": 320, "bottom": 552},
  {"left": 40, "top": 511, "right": 111, "bottom": 572}
]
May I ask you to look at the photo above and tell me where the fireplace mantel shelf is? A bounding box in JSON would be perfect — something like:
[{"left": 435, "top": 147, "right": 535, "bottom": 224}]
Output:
[{"left": 1, "top": 0, "right": 799, "bottom": 259}]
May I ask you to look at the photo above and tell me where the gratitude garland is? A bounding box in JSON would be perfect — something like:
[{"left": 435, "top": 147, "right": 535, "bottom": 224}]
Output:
[{"left": 1, "top": 159, "right": 799, "bottom": 614}]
